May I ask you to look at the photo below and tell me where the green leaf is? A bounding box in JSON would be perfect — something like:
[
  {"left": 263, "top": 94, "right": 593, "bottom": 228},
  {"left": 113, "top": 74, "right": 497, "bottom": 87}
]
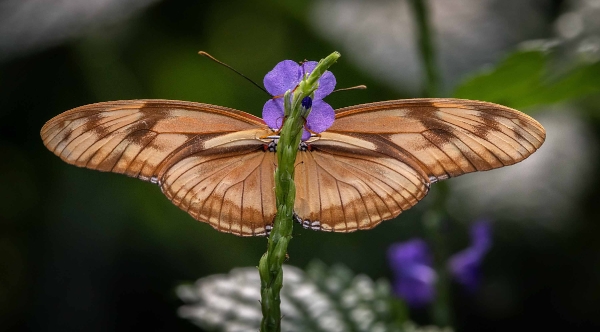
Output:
[
  {"left": 453, "top": 49, "right": 600, "bottom": 110},
  {"left": 177, "top": 262, "right": 409, "bottom": 332}
]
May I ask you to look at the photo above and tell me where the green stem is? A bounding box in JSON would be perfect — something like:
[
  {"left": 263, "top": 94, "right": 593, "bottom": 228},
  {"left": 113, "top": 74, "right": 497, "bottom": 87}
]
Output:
[
  {"left": 259, "top": 52, "right": 340, "bottom": 332},
  {"left": 409, "top": 0, "right": 453, "bottom": 327},
  {"left": 409, "top": 0, "right": 439, "bottom": 97},
  {"left": 423, "top": 211, "right": 452, "bottom": 327}
]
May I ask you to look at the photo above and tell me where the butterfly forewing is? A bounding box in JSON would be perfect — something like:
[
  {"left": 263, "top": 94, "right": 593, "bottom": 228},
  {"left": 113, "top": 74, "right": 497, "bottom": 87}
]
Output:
[
  {"left": 327, "top": 99, "right": 546, "bottom": 182},
  {"left": 41, "top": 100, "right": 267, "bottom": 181}
]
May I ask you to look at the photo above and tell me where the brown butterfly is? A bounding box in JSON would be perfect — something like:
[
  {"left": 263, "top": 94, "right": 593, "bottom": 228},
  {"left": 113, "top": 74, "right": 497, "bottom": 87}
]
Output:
[{"left": 41, "top": 98, "right": 545, "bottom": 236}]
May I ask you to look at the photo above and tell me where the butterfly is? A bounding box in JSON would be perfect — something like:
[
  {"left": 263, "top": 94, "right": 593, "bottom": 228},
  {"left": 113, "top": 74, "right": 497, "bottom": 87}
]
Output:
[{"left": 41, "top": 98, "right": 545, "bottom": 236}]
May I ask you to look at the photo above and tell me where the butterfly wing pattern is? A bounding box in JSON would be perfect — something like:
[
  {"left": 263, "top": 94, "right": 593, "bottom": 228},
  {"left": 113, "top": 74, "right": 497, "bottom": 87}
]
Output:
[{"left": 41, "top": 98, "right": 545, "bottom": 236}]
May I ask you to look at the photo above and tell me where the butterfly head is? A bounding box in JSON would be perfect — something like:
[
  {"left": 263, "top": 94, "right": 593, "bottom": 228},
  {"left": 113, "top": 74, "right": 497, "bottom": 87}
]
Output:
[{"left": 262, "top": 136, "right": 313, "bottom": 153}]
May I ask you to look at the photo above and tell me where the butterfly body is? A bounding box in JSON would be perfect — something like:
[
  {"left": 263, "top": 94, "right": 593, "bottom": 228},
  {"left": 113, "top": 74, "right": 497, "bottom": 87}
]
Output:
[{"left": 41, "top": 98, "right": 545, "bottom": 236}]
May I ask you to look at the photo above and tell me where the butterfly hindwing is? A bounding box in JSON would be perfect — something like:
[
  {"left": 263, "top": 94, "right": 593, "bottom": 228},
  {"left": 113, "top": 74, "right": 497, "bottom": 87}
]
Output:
[
  {"left": 294, "top": 133, "right": 430, "bottom": 232},
  {"left": 159, "top": 131, "right": 277, "bottom": 236}
]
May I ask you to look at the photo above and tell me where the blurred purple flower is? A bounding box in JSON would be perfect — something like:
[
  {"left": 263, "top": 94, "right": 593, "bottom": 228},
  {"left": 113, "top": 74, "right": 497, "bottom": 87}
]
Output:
[
  {"left": 388, "top": 220, "right": 493, "bottom": 307},
  {"left": 448, "top": 220, "right": 492, "bottom": 292},
  {"left": 262, "top": 60, "right": 336, "bottom": 140},
  {"left": 388, "top": 239, "right": 437, "bottom": 308}
]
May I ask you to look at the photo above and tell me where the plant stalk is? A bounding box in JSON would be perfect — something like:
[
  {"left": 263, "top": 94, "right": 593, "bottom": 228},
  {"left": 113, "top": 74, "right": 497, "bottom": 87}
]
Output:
[
  {"left": 408, "top": 0, "right": 454, "bottom": 327},
  {"left": 259, "top": 52, "right": 340, "bottom": 332},
  {"left": 409, "top": 0, "right": 439, "bottom": 97}
]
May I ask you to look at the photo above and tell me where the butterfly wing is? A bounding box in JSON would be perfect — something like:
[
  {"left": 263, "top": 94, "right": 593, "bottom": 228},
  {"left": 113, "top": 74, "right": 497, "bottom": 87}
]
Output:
[
  {"left": 328, "top": 98, "right": 545, "bottom": 181},
  {"left": 42, "top": 98, "right": 546, "bottom": 236},
  {"left": 41, "top": 99, "right": 277, "bottom": 236},
  {"left": 294, "top": 133, "right": 430, "bottom": 232},
  {"left": 159, "top": 134, "right": 277, "bottom": 236},
  {"left": 293, "top": 98, "right": 545, "bottom": 232}
]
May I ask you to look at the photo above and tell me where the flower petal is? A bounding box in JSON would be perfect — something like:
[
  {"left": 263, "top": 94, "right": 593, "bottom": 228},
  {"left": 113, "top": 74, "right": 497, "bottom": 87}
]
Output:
[
  {"left": 448, "top": 248, "right": 485, "bottom": 292},
  {"left": 301, "top": 129, "right": 311, "bottom": 141},
  {"left": 299, "top": 61, "right": 318, "bottom": 76},
  {"left": 392, "top": 265, "right": 437, "bottom": 308},
  {"left": 447, "top": 221, "right": 493, "bottom": 292},
  {"left": 262, "top": 99, "right": 285, "bottom": 129},
  {"left": 302, "top": 61, "right": 336, "bottom": 99},
  {"left": 263, "top": 60, "right": 301, "bottom": 96},
  {"left": 388, "top": 239, "right": 433, "bottom": 271},
  {"left": 305, "top": 100, "right": 335, "bottom": 134},
  {"left": 471, "top": 220, "right": 492, "bottom": 250},
  {"left": 388, "top": 239, "right": 437, "bottom": 307}
]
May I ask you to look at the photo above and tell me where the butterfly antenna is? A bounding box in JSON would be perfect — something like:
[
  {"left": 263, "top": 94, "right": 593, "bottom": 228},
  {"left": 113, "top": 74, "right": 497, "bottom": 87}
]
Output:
[
  {"left": 332, "top": 85, "right": 367, "bottom": 93},
  {"left": 198, "top": 51, "right": 272, "bottom": 97}
]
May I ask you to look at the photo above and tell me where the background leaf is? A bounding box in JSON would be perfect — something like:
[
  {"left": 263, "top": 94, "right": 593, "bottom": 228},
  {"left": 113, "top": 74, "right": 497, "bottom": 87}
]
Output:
[
  {"left": 453, "top": 49, "right": 600, "bottom": 110},
  {"left": 177, "top": 262, "right": 409, "bottom": 332}
]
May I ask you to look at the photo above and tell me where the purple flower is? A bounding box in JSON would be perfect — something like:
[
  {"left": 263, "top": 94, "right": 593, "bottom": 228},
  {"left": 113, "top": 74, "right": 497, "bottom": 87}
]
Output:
[
  {"left": 388, "top": 239, "right": 437, "bottom": 308},
  {"left": 262, "top": 60, "right": 336, "bottom": 140},
  {"left": 448, "top": 220, "right": 492, "bottom": 292},
  {"left": 388, "top": 221, "right": 493, "bottom": 307}
]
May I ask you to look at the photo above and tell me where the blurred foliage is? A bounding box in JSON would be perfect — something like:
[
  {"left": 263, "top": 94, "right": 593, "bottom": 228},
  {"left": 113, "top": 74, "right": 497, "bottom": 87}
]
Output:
[
  {"left": 178, "top": 262, "right": 409, "bottom": 332},
  {"left": 454, "top": 49, "right": 600, "bottom": 110}
]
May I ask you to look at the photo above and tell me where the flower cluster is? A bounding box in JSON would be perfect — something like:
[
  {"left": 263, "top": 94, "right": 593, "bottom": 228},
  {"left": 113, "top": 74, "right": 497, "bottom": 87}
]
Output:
[
  {"left": 262, "top": 60, "right": 336, "bottom": 140},
  {"left": 388, "top": 220, "right": 492, "bottom": 307}
]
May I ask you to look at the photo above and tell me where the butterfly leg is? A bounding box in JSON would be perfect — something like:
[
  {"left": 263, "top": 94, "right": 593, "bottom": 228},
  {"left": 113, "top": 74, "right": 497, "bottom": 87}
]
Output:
[
  {"left": 259, "top": 116, "right": 287, "bottom": 139},
  {"left": 302, "top": 119, "right": 321, "bottom": 138}
]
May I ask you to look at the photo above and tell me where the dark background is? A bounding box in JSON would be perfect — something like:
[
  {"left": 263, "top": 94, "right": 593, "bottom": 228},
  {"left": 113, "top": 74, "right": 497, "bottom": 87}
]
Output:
[{"left": 2, "top": 0, "right": 600, "bottom": 331}]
